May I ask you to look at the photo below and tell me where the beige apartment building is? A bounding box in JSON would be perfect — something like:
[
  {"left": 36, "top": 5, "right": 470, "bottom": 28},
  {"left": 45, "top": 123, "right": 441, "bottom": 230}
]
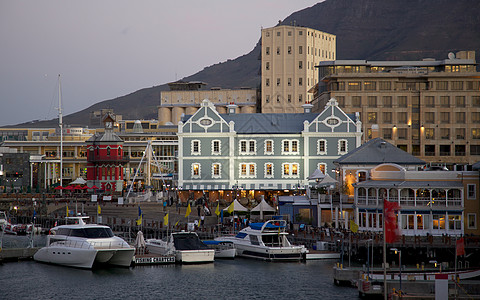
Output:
[
  {"left": 311, "top": 51, "right": 480, "bottom": 167},
  {"left": 158, "top": 81, "right": 257, "bottom": 125},
  {"left": 261, "top": 25, "right": 336, "bottom": 113}
]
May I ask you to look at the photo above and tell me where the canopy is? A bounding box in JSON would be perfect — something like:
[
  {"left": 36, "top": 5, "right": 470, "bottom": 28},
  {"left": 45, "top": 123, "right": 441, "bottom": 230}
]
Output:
[
  {"left": 54, "top": 186, "right": 64, "bottom": 190},
  {"left": 307, "top": 169, "right": 326, "bottom": 180},
  {"left": 251, "top": 199, "right": 276, "bottom": 212},
  {"left": 223, "top": 199, "right": 249, "bottom": 212},
  {"left": 70, "top": 177, "right": 87, "bottom": 185},
  {"left": 88, "top": 185, "right": 100, "bottom": 189},
  {"left": 64, "top": 185, "right": 75, "bottom": 191},
  {"left": 317, "top": 174, "right": 338, "bottom": 186}
]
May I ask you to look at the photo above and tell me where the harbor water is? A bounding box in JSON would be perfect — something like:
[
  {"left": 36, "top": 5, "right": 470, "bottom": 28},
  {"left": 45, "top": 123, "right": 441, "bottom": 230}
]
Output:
[{"left": 0, "top": 237, "right": 357, "bottom": 299}]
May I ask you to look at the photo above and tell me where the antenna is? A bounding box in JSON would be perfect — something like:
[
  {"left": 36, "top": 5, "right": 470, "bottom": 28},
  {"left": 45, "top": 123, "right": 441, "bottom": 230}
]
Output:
[{"left": 58, "top": 74, "right": 63, "bottom": 193}]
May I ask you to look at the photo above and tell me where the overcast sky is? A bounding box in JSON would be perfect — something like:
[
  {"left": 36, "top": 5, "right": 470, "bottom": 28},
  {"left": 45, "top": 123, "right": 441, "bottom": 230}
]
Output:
[{"left": 0, "top": 0, "right": 320, "bottom": 126}]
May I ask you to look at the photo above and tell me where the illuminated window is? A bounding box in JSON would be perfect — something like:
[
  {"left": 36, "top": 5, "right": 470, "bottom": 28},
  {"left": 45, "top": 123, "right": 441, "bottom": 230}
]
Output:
[
  {"left": 281, "top": 163, "right": 299, "bottom": 178},
  {"left": 192, "top": 163, "right": 201, "bottom": 178},
  {"left": 281, "top": 140, "right": 299, "bottom": 155},
  {"left": 212, "top": 163, "right": 221, "bottom": 178},
  {"left": 239, "top": 163, "right": 256, "bottom": 178},
  {"left": 264, "top": 140, "right": 274, "bottom": 155},
  {"left": 265, "top": 163, "right": 274, "bottom": 178}
]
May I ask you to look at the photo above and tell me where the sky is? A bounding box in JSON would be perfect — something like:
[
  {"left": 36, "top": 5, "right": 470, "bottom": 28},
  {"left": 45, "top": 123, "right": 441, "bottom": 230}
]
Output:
[{"left": 0, "top": 0, "right": 321, "bottom": 126}]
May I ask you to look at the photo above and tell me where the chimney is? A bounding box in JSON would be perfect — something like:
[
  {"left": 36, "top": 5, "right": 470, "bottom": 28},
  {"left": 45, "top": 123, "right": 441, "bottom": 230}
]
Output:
[
  {"left": 302, "top": 103, "right": 313, "bottom": 113},
  {"left": 227, "top": 102, "right": 238, "bottom": 114}
]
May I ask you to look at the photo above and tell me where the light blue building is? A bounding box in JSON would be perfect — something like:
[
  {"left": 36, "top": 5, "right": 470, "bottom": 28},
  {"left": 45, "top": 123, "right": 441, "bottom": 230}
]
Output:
[{"left": 177, "top": 99, "right": 362, "bottom": 203}]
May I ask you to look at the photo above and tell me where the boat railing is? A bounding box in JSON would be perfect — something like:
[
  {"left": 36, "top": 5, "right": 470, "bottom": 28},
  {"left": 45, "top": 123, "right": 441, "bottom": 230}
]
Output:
[{"left": 53, "top": 239, "right": 131, "bottom": 250}]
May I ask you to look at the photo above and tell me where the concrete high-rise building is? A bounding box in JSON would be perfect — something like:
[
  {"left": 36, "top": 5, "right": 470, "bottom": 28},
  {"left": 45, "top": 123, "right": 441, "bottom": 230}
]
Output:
[
  {"left": 261, "top": 25, "right": 336, "bottom": 113},
  {"left": 311, "top": 51, "right": 480, "bottom": 167}
]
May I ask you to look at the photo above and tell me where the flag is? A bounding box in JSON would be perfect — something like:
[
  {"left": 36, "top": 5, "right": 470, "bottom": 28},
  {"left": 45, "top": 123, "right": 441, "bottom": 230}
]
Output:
[
  {"left": 97, "top": 204, "right": 101, "bottom": 215},
  {"left": 456, "top": 238, "right": 465, "bottom": 256},
  {"left": 164, "top": 213, "right": 169, "bottom": 226},
  {"left": 350, "top": 220, "right": 359, "bottom": 233},
  {"left": 185, "top": 203, "right": 191, "bottom": 217},
  {"left": 220, "top": 209, "right": 224, "bottom": 223},
  {"left": 384, "top": 199, "right": 400, "bottom": 244},
  {"left": 66, "top": 205, "right": 69, "bottom": 217},
  {"left": 215, "top": 202, "right": 220, "bottom": 216},
  {"left": 175, "top": 220, "right": 179, "bottom": 227},
  {"left": 227, "top": 201, "right": 234, "bottom": 214},
  {"left": 136, "top": 206, "right": 142, "bottom": 225}
]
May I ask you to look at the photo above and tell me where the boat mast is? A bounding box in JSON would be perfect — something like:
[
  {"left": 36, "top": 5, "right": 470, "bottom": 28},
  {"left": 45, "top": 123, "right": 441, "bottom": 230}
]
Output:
[{"left": 58, "top": 75, "right": 63, "bottom": 195}]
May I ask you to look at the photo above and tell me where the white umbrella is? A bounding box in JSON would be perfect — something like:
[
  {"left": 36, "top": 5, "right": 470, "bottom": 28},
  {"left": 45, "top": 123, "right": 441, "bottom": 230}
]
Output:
[{"left": 134, "top": 231, "right": 146, "bottom": 255}]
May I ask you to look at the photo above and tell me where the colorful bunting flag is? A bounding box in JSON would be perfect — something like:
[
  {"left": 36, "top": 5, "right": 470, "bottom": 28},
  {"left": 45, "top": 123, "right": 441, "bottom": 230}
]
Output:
[
  {"left": 227, "top": 202, "right": 234, "bottom": 214},
  {"left": 350, "top": 220, "right": 359, "bottom": 233},
  {"left": 164, "top": 213, "right": 169, "bottom": 226},
  {"left": 185, "top": 203, "right": 191, "bottom": 217},
  {"left": 97, "top": 204, "right": 101, "bottom": 215},
  {"left": 384, "top": 199, "right": 400, "bottom": 244},
  {"left": 215, "top": 202, "right": 220, "bottom": 216}
]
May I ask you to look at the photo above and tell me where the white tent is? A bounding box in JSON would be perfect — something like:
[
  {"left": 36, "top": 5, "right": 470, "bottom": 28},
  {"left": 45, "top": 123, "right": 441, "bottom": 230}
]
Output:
[
  {"left": 307, "top": 169, "right": 326, "bottom": 180},
  {"left": 251, "top": 198, "right": 276, "bottom": 220},
  {"left": 223, "top": 199, "right": 249, "bottom": 212},
  {"left": 70, "top": 177, "right": 87, "bottom": 185},
  {"left": 317, "top": 173, "right": 338, "bottom": 186}
]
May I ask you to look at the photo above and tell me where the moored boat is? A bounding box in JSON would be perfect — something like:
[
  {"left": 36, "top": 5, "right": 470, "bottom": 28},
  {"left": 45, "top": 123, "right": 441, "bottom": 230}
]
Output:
[
  {"left": 33, "top": 216, "right": 135, "bottom": 269},
  {"left": 202, "top": 240, "right": 236, "bottom": 259},
  {"left": 146, "top": 231, "right": 214, "bottom": 264},
  {"left": 215, "top": 220, "right": 304, "bottom": 262}
]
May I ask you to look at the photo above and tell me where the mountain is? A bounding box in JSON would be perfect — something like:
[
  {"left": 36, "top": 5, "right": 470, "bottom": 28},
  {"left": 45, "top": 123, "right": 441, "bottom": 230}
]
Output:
[{"left": 12, "top": 0, "right": 480, "bottom": 128}]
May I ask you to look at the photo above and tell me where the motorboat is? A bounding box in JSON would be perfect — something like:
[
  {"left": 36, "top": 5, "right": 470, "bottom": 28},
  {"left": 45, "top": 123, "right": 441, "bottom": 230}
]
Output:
[
  {"left": 202, "top": 240, "right": 236, "bottom": 259},
  {"left": 0, "top": 211, "right": 7, "bottom": 228},
  {"left": 34, "top": 217, "right": 135, "bottom": 269},
  {"left": 145, "top": 231, "right": 214, "bottom": 263},
  {"left": 215, "top": 220, "right": 304, "bottom": 261}
]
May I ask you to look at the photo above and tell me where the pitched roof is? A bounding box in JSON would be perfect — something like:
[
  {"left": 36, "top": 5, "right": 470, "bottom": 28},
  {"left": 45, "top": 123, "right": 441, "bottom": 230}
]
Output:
[
  {"left": 87, "top": 132, "right": 123, "bottom": 143},
  {"left": 220, "top": 113, "right": 318, "bottom": 134},
  {"left": 334, "top": 138, "right": 425, "bottom": 165}
]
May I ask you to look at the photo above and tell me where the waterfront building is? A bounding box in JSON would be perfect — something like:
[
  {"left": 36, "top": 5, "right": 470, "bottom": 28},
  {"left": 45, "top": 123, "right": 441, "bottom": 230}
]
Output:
[
  {"left": 86, "top": 113, "right": 127, "bottom": 192},
  {"left": 353, "top": 162, "right": 480, "bottom": 236},
  {"left": 311, "top": 50, "right": 480, "bottom": 166},
  {"left": 177, "top": 98, "right": 361, "bottom": 204},
  {"left": 159, "top": 81, "right": 257, "bottom": 125},
  {"left": 261, "top": 24, "right": 336, "bottom": 113}
]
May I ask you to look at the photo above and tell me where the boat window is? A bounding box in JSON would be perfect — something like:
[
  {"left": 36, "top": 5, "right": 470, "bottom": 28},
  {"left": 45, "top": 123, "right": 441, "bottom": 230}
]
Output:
[
  {"left": 249, "top": 235, "right": 260, "bottom": 246},
  {"left": 262, "top": 235, "right": 282, "bottom": 247},
  {"left": 83, "top": 228, "right": 114, "bottom": 238},
  {"left": 56, "top": 228, "right": 71, "bottom": 236},
  {"left": 235, "top": 232, "right": 247, "bottom": 239}
]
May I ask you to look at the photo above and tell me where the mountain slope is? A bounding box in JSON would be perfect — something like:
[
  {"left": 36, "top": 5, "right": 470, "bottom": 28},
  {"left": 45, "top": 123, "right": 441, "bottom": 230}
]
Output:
[{"left": 13, "top": 0, "right": 480, "bottom": 128}]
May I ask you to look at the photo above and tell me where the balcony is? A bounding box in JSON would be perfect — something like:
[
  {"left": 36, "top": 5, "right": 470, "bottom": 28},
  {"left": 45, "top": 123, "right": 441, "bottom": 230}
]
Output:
[
  {"left": 357, "top": 196, "right": 462, "bottom": 208},
  {"left": 87, "top": 155, "right": 130, "bottom": 163}
]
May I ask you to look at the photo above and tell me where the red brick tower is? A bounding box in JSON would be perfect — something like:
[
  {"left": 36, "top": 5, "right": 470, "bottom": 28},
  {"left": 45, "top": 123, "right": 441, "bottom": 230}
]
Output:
[{"left": 86, "top": 113, "right": 128, "bottom": 193}]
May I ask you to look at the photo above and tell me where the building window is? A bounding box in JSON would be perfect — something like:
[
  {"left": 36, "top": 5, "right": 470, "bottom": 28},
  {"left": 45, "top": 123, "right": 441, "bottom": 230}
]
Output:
[
  {"left": 473, "top": 96, "right": 480, "bottom": 107},
  {"left": 398, "top": 96, "right": 407, "bottom": 108},
  {"left": 299, "top": 78, "right": 303, "bottom": 86},
  {"left": 352, "top": 96, "right": 361, "bottom": 107},
  {"left": 317, "top": 139, "right": 327, "bottom": 155},
  {"left": 468, "top": 184, "right": 476, "bottom": 199},
  {"left": 455, "top": 96, "right": 465, "bottom": 107},
  {"left": 472, "top": 112, "right": 480, "bottom": 123},
  {"left": 288, "top": 46, "right": 292, "bottom": 54},
  {"left": 282, "top": 140, "right": 299, "bottom": 155},
  {"left": 425, "top": 96, "right": 435, "bottom": 107},
  {"left": 397, "top": 128, "right": 407, "bottom": 139},
  {"left": 455, "top": 145, "right": 466, "bottom": 156},
  {"left": 191, "top": 140, "right": 201, "bottom": 155},
  {"left": 264, "top": 163, "right": 274, "bottom": 178},
  {"left": 379, "top": 81, "right": 391, "bottom": 90},
  {"left": 282, "top": 163, "right": 299, "bottom": 178},
  {"left": 288, "top": 78, "right": 292, "bottom": 86},
  {"left": 266, "top": 95, "right": 270, "bottom": 103},
  {"left": 468, "top": 213, "right": 477, "bottom": 229},
  {"left": 425, "top": 112, "right": 435, "bottom": 124},
  {"left": 299, "top": 46, "right": 302, "bottom": 54},
  {"left": 239, "top": 140, "right": 256, "bottom": 155},
  {"left": 277, "top": 78, "right": 280, "bottom": 86},
  {"left": 212, "top": 163, "right": 221, "bottom": 178},
  {"left": 298, "top": 61, "right": 303, "bottom": 69},
  {"left": 240, "top": 163, "right": 256, "bottom": 178},
  {"left": 348, "top": 82, "right": 361, "bottom": 91},
  {"left": 451, "top": 81, "right": 463, "bottom": 90},
  {"left": 456, "top": 128, "right": 465, "bottom": 139},
  {"left": 425, "top": 145, "right": 435, "bottom": 156},
  {"left": 367, "top": 112, "right": 377, "bottom": 123},
  {"left": 382, "top": 96, "right": 392, "bottom": 108},
  {"left": 440, "top": 128, "right": 450, "bottom": 139},
  {"left": 383, "top": 128, "right": 392, "bottom": 140},
  {"left": 456, "top": 112, "right": 465, "bottom": 124},
  {"left": 439, "top": 144, "right": 450, "bottom": 156},
  {"left": 299, "top": 94, "right": 303, "bottom": 102},
  {"left": 364, "top": 81, "right": 376, "bottom": 91},
  {"left": 266, "top": 78, "right": 270, "bottom": 86},
  {"left": 212, "top": 140, "right": 221, "bottom": 155},
  {"left": 467, "top": 81, "right": 480, "bottom": 90},
  {"left": 440, "top": 96, "right": 450, "bottom": 108},
  {"left": 106, "top": 147, "right": 111, "bottom": 156},
  {"left": 192, "top": 163, "right": 201, "bottom": 178},
  {"left": 471, "top": 145, "right": 480, "bottom": 155},
  {"left": 436, "top": 81, "right": 448, "bottom": 90},
  {"left": 440, "top": 112, "right": 450, "bottom": 124},
  {"left": 265, "top": 62, "right": 270, "bottom": 70},
  {"left": 425, "top": 128, "right": 434, "bottom": 139},
  {"left": 383, "top": 112, "right": 392, "bottom": 124},
  {"left": 338, "top": 139, "right": 348, "bottom": 155},
  {"left": 264, "top": 140, "right": 274, "bottom": 155},
  {"left": 367, "top": 96, "right": 377, "bottom": 107},
  {"left": 317, "top": 163, "right": 326, "bottom": 174},
  {"left": 288, "top": 94, "right": 291, "bottom": 103},
  {"left": 276, "top": 47, "right": 280, "bottom": 55},
  {"left": 266, "top": 47, "right": 270, "bottom": 55}
]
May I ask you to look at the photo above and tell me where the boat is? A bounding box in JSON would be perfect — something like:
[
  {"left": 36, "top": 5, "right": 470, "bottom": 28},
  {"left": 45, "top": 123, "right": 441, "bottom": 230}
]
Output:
[
  {"left": 0, "top": 211, "right": 7, "bottom": 228},
  {"left": 33, "top": 216, "right": 135, "bottom": 269},
  {"left": 215, "top": 220, "right": 305, "bottom": 261},
  {"left": 145, "top": 231, "right": 214, "bottom": 263},
  {"left": 202, "top": 240, "right": 236, "bottom": 259}
]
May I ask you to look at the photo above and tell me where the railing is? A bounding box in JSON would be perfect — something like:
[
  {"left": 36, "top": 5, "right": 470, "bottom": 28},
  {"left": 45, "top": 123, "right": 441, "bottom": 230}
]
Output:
[
  {"left": 52, "top": 239, "right": 130, "bottom": 250},
  {"left": 357, "top": 196, "right": 462, "bottom": 208}
]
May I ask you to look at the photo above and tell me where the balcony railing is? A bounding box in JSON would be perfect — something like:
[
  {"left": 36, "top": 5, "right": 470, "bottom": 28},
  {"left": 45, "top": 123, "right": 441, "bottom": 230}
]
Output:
[
  {"left": 87, "top": 155, "right": 130, "bottom": 163},
  {"left": 357, "top": 196, "right": 462, "bottom": 208}
]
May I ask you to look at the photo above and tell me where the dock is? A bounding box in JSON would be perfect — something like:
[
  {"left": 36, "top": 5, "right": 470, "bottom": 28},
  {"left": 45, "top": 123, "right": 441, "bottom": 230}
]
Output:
[{"left": 0, "top": 247, "right": 39, "bottom": 262}]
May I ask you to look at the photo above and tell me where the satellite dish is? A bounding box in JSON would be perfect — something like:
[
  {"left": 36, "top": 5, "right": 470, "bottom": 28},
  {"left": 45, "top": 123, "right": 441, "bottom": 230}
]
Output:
[{"left": 448, "top": 52, "right": 455, "bottom": 60}]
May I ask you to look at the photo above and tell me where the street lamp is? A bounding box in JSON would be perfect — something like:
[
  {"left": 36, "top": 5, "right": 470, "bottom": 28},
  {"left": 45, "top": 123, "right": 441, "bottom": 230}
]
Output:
[{"left": 391, "top": 248, "right": 402, "bottom": 293}]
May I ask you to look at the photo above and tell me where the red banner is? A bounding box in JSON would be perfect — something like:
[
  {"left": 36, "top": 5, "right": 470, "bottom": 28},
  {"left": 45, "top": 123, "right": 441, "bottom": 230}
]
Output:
[
  {"left": 384, "top": 199, "right": 400, "bottom": 244},
  {"left": 456, "top": 238, "right": 465, "bottom": 256}
]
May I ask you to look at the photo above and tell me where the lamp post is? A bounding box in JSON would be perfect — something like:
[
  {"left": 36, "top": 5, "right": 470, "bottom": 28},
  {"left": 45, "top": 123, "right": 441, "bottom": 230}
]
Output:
[{"left": 391, "top": 248, "right": 402, "bottom": 293}]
